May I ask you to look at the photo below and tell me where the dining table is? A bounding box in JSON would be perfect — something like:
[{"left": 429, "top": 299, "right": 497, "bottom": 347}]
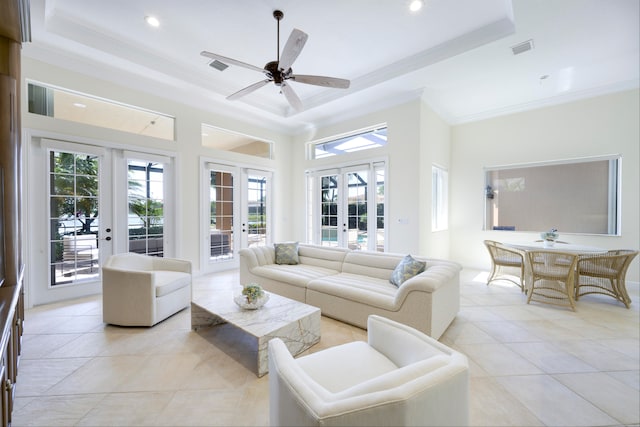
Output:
[{"left": 502, "top": 241, "right": 608, "bottom": 292}]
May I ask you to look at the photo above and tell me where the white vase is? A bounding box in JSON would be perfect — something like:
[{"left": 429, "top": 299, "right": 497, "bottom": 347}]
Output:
[{"left": 543, "top": 240, "right": 555, "bottom": 248}]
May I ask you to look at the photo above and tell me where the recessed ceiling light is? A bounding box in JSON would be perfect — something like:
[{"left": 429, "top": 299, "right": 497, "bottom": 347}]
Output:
[
  {"left": 145, "top": 16, "right": 160, "bottom": 27},
  {"left": 73, "top": 102, "right": 86, "bottom": 108},
  {"left": 409, "top": 0, "right": 424, "bottom": 12}
]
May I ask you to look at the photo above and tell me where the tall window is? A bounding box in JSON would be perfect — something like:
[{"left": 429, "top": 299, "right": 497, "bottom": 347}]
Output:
[
  {"left": 432, "top": 165, "right": 448, "bottom": 231},
  {"left": 310, "top": 126, "right": 387, "bottom": 159},
  {"left": 128, "top": 161, "right": 164, "bottom": 256}
]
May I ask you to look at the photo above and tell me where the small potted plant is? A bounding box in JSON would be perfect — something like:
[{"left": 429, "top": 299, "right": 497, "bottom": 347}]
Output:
[
  {"left": 540, "top": 228, "right": 559, "bottom": 247},
  {"left": 234, "top": 283, "right": 269, "bottom": 309}
]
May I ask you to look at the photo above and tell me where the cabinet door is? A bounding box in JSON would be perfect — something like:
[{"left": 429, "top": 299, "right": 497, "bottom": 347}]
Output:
[{"left": 1, "top": 350, "right": 7, "bottom": 427}]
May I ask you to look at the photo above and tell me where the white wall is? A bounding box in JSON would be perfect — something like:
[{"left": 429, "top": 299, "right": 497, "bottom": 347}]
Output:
[
  {"left": 450, "top": 89, "right": 640, "bottom": 281},
  {"left": 419, "top": 99, "right": 451, "bottom": 259}
]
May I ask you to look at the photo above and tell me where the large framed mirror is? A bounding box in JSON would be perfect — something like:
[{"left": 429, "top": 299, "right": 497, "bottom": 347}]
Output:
[{"left": 484, "top": 155, "right": 621, "bottom": 235}]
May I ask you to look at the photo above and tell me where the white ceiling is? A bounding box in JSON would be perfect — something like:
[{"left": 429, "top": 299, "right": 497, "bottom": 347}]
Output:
[{"left": 23, "top": 0, "right": 640, "bottom": 134}]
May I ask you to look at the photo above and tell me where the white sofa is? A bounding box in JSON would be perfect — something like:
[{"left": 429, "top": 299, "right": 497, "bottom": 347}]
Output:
[
  {"left": 268, "top": 315, "right": 470, "bottom": 426},
  {"left": 239, "top": 244, "right": 462, "bottom": 339},
  {"left": 102, "top": 253, "right": 192, "bottom": 326}
]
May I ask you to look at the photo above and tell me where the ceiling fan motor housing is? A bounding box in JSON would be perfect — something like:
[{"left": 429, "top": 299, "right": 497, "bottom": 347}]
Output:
[{"left": 265, "top": 60, "right": 291, "bottom": 85}]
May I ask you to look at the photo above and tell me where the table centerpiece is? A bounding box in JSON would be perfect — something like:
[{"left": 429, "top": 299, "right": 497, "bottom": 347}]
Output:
[
  {"left": 540, "top": 228, "right": 559, "bottom": 247},
  {"left": 234, "top": 283, "right": 269, "bottom": 309}
]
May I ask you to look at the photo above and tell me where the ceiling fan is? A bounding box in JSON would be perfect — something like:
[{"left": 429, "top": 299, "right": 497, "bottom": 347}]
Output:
[{"left": 201, "top": 10, "right": 350, "bottom": 111}]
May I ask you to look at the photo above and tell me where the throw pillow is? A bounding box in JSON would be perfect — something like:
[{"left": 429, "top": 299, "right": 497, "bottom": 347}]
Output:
[
  {"left": 275, "top": 242, "right": 299, "bottom": 265},
  {"left": 390, "top": 254, "right": 426, "bottom": 287}
]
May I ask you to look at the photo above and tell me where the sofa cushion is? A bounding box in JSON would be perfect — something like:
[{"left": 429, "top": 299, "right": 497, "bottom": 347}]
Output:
[
  {"left": 342, "top": 251, "right": 404, "bottom": 280},
  {"left": 275, "top": 242, "right": 299, "bottom": 265},
  {"left": 298, "top": 244, "right": 350, "bottom": 270},
  {"left": 251, "top": 264, "right": 340, "bottom": 288},
  {"left": 334, "top": 355, "right": 450, "bottom": 399},
  {"left": 307, "top": 273, "right": 398, "bottom": 310},
  {"left": 296, "top": 341, "right": 398, "bottom": 393},
  {"left": 390, "top": 254, "right": 426, "bottom": 287},
  {"left": 154, "top": 271, "right": 191, "bottom": 297}
]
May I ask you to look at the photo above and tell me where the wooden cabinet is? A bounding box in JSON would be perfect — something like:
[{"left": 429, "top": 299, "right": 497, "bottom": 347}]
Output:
[
  {"left": 1, "top": 0, "right": 29, "bottom": 424},
  {"left": 0, "top": 279, "right": 23, "bottom": 427}
]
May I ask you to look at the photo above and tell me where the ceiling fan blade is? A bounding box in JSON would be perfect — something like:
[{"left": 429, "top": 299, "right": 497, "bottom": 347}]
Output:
[
  {"left": 290, "top": 74, "right": 350, "bottom": 89},
  {"left": 280, "top": 82, "right": 303, "bottom": 111},
  {"left": 227, "top": 79, "right": 271, "bottom": 100},
  {"left": 200, "top": 51, "right": 266, "bottom": 74},
  {"left": 278, "top": 29, "right": 308, "bottom": 71}
]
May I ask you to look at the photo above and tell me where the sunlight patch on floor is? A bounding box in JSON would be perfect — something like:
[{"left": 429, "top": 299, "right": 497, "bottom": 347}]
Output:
[{"left": 472, "top": 271, "right": 521, "bottom": 290}]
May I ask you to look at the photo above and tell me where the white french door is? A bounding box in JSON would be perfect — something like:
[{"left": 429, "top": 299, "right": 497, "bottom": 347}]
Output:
[
  {"left": 27, "top": 137, "right": 175, "bottom": 306},
  {"left": 307, "top": 162, "right": 386, "bottom": 252},
  {"left": 27, "top": 139, "right": 113, "bottom": 305},
  {"left": 201, "top": 161, "right": 272, "bottom": 272}
]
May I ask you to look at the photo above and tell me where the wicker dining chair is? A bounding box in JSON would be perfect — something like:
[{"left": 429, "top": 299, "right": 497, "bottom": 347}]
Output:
[
  {"left": 575, "top": 249, "right": 638, "bottom": 308},
  {"left": 484, "top": 240, "right": 526, "bottom": 292},
  {"left": 526, "top": 250, "right": 579, "bottom": 311}
]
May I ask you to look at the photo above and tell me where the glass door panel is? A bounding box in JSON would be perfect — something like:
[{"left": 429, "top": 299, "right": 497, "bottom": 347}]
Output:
[
  {"left": 49, "top": 151, "right": 100, "bottom": 285},
  {"left": 209, "top": 169, "right": 234, "bottom": 260},
  {"left": 346, "top": 170, "right": 368, "bottom": 250},
  {"left": 246, "top": 173, "right": 268, "bottom": 247},
  {"left": 374, "top": 166, "right": 386, "bottom": 251},
  {"left": 128, "top": 161, "right": 165, "bottom": 256},
  {"left": 320, "top": 175, "right": 339, "bottom": 247}
]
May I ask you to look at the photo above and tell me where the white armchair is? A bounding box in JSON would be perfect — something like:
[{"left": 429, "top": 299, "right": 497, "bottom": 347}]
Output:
[
  {"left": 102, "top": 253, "right": 192, "bottom": 326},
  {"left": 268, "top": 315, "right": 469, "bottom": 427}
]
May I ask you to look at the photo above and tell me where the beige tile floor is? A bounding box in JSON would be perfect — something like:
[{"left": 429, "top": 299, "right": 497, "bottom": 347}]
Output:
[{"left": 11, "top": 268, "right": 640, "bottom": 426}]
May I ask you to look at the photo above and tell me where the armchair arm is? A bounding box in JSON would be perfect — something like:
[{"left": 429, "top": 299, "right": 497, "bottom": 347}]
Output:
[
  {"left": 102, "top": 266, "right": 156, "bottom": 326},
  {"left": 269, "top": 338, "right": 334, "bottom": 426},
  {"left": 367, "top": 315, "right": 451, "bottom": 367},
  {"left": 151, "top": 257, "right": 192, "bottom": 274}
]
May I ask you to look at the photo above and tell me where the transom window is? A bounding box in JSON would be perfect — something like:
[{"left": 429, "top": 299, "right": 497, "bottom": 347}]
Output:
[
  {"left": 27, "top": 82, "right": 175, "bottom": 140},
  {"left": 202, "top": 124, "right": 273, "bottom": 159},
  {"left": 310, "top": 126, "right": 387, "bottom": 159}
]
